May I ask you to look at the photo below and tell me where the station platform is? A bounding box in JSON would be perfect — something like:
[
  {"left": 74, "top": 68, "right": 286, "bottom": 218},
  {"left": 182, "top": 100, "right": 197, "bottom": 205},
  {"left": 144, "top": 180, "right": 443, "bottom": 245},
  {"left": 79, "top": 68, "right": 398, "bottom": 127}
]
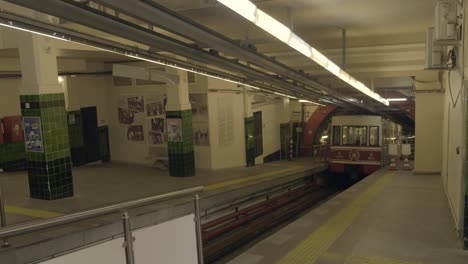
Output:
[
  {"left": 0, "top": 158, "right": 326, "bottom": 263},
  {"left": 228, "top": 169, "right": 468, "bottom": 264}
]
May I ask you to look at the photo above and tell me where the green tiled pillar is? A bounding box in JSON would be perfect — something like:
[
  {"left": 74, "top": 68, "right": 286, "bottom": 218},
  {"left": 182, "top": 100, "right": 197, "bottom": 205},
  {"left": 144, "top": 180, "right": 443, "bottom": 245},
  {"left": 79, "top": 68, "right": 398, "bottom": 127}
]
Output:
[
  {"left": 280, "top": 123, "right": 292, "bottom": 159},
  {"left": 245, "top": 117, "right": 255, "bottom": 167},
  {"left": 167, "top": 110, "right": 195, "bottom": 177},
  {"left": 21, "top": 93, "right": 73, "bottom": 200}
]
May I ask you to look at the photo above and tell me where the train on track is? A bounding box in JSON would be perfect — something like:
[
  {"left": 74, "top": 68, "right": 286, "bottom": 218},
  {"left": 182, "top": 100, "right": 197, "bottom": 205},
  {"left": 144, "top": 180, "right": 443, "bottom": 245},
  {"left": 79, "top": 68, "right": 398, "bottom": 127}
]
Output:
[{"left": 328, "top": 115, "right": 401, "bottom": 177}]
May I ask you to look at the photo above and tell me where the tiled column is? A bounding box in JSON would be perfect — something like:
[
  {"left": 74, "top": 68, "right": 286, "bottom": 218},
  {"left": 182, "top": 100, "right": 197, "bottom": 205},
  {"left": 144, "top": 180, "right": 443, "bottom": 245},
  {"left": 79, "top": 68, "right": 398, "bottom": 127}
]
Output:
[
  {"left": 279, "top": 98, "right": 292, "bottom": 159},
  {"left": 244, "top": 90, "right": 255, "bottom": 167},
  {"left": 166, "top": 69, "right": 195, "bottom": 177},
  {"left": 18, "top": 33, "right": 73, "bottom": 200}
]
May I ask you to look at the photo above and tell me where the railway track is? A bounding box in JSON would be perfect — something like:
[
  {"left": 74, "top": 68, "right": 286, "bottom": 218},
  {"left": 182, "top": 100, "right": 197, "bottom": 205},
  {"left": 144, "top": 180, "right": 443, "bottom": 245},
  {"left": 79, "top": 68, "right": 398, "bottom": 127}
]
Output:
[{"left": 202, "top": 179, "right": 336, "bottom": 263}]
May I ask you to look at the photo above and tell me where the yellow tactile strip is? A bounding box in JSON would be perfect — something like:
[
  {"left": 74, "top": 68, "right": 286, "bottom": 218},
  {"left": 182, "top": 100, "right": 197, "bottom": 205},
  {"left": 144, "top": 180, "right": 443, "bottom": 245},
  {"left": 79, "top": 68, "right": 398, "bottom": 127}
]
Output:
[
  {"left": 5, "top": 205, "right": 63, "bottom": 219},
  {"left": 277, "top": 172, "right": 399, "bottom": 264},
  {"left": 320, "top": 251, "right": 421, "bottom": 264},
  {"left": 205, "top": 166, "right": 303, "bottom": 191}
]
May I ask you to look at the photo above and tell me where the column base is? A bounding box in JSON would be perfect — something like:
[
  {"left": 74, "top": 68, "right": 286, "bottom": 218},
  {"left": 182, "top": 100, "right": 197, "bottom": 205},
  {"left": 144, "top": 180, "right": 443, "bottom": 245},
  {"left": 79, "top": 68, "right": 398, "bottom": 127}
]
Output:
[
  {"left": 168, "top": 151, "right": 195, "bottom": 177},
  {"left": 27, "top": 157, "right": 74, "bottom": 200}
]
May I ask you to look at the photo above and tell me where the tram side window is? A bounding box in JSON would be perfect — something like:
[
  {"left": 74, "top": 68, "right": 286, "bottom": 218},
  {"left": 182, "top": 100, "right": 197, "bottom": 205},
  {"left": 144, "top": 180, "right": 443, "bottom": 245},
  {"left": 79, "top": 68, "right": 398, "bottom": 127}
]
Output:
[
  {"left": 369, "top": 126, "right": 379, "bottom": 146},
  {"left": 332, "top": 126, "right": 341, "bottom": 145},
  {"left": 342, "top": 126, "right": 367, "bottom": 146}
]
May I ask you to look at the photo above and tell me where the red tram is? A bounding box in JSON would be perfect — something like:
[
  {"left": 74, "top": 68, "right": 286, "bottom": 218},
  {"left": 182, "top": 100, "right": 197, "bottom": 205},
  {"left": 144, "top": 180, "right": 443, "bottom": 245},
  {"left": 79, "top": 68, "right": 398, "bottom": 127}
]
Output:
[{"left": 328, "top": 115, "right": 401, "bottom": 176}]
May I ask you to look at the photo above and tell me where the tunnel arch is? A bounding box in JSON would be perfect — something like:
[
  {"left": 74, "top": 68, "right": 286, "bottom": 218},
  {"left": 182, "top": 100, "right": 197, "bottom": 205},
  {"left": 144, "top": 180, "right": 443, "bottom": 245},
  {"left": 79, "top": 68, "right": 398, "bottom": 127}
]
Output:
[{"left": 301, "top": 105, "right": 338, "bottom": 156}]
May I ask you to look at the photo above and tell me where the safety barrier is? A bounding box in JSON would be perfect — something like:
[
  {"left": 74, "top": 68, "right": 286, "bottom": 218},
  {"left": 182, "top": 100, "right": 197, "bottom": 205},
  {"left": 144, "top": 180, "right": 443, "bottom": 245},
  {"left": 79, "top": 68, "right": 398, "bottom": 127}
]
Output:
[{"left": 0, "top": 184, "right": 204, "bottom": 264}]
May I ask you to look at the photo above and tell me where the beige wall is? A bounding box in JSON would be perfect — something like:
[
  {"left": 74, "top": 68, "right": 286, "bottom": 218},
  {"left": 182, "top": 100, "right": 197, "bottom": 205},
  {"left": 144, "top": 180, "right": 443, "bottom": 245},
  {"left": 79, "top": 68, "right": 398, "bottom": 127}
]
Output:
[
  {"left": 207, "top": 78, "right": 246, "bottom": 169},
  {"left": 414, "top": 72, "right": 444, "bottom": 174},
  {"left": 0, "top": 78, "right": 21, "bottom": 117},
  {"left": 441, "top": 70, "right": 465, "bottom": 231},
  {"left": 65, "top": 75, "right": 112, "bottom": 126}
]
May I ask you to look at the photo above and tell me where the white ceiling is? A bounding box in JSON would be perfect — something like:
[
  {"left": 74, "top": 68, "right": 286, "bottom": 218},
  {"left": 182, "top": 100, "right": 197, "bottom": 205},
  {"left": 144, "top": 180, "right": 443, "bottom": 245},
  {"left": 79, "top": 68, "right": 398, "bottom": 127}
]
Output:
[{"left": 154, "top": 0, "right": 436, "bottom": 47}]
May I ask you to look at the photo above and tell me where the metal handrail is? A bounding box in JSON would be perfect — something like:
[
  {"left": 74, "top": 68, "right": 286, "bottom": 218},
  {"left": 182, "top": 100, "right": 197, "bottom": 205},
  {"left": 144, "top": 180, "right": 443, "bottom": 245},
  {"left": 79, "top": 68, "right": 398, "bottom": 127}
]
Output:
[
  {"left": 0, "top": 185, "right": 205, "bottom": 264},
  {"left": 0, "top": 186, "right": 203, "bottom": 239}
]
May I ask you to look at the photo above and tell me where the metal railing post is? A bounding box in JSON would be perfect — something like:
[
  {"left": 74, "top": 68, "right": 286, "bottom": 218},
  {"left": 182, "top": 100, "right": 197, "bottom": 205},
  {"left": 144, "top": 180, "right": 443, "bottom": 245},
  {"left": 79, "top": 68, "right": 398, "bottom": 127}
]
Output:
[
  {"left": 122, "top": 211, "right": 135, "bottom": 264},
  {"left": 0, "top": 181, "right": 9, "bottom": 248},
  {"left": 194, "top": 194, "right": 204, "bottom": 264}
]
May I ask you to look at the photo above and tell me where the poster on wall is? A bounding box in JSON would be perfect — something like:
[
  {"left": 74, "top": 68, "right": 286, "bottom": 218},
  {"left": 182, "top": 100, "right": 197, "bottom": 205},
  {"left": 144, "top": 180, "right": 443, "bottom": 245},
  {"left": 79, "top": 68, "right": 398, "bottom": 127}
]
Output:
[
  {"left": 193, "top": 123, "right": 209, "bottom": 146},
  {"left": 167, "top": 118, "right": 182, "bottom": 142},
  {"left": 127, "top": 125, "right": 144, "bottom": 141},
  {"left": 217, "top": 96, "right": 234, "bottom": 146},
  {"left": 148, "top": 131, "right": 164, "bottom": 145},
  {"left": 23, "top": 117, "right": 44, "bottom": 152},
  {"left": 150, "top": 118, "right": 165, "bottom": 133},
  {"left": 118, "top": 108, "right": 135, "bottom": 125},
  {"left": 146, "top": 95, "right": 166, "bottom": 117},
  {"left": 189, "top": 94, "right": 208, "bottom": 120},
  {"left": 127, "top": 96, "right": 145, "bottom": 113}
]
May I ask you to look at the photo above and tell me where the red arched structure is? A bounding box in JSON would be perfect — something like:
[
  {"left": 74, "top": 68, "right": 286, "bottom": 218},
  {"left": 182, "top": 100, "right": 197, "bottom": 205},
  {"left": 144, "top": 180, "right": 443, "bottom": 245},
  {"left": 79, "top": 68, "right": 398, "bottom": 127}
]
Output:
[{"left": 301, "top": 105, "right": 337, "bottom": 156}]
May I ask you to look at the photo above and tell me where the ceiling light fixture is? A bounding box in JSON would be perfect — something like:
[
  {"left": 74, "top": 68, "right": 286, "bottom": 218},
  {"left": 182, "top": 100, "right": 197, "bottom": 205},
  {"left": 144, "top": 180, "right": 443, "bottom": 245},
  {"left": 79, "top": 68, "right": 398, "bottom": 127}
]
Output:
[
  {"left": 387, "top": 98, "right": 408, "bottom": 102},
  {"left": 299, "top": 99, "right": 325, "bottom": 106},
  {"left": 217, "top": 0, "right": 389, "bottom": 106}
]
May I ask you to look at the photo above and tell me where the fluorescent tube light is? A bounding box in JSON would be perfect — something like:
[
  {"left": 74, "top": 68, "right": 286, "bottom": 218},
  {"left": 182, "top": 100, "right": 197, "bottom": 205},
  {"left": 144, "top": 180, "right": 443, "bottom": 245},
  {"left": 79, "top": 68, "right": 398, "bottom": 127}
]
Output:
[
  {"left": 288, "top": 34, "right": 311, "bottom": 57},
  {"left": 310, "top": 48, "right": 328, "bottom": 68},
  {"left": 255, "top": 9, "right": 291, "bottom": 43},
  {"left": 387, "top": 98, "right": 407, "bottom": 102},
  {"left": 217, "top": 0, "right": 257, "bottom": 22},
  {"left": 326, "top": 61, "right": 341, "bottom": 76},
  {"left": 338, "top": 71, "right": 350, "bottom": 83},
  {"left": 217, "top": 0, "right": 389, "bottom": 106}
]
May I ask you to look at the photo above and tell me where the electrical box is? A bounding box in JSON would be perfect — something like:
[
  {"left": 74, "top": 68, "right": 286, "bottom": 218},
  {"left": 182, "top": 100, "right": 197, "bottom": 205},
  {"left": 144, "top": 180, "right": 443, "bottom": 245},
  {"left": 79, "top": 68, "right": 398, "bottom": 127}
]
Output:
[
  {"left": 425, "top": 27, "right": 445, "bottom": 68},
  {"left": 435, "top": 0, "right": 458, "bottom": 41}
]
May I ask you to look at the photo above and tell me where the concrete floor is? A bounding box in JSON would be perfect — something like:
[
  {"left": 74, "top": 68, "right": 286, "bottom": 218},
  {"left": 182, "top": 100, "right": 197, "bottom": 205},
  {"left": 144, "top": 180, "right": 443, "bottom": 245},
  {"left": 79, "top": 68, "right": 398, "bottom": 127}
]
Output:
[
  {"left": 228, "top": 170, "right": 468, "bottom": 264},
  {"left": 0, "top": 158, "right": 325, "bottom": 226}
]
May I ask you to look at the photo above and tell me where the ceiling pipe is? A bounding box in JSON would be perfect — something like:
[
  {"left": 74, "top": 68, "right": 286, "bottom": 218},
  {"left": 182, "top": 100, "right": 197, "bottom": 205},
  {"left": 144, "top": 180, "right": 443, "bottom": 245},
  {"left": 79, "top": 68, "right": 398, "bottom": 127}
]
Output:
[
  {"left": 342, "top": 28, "right": 346, "bottom": 69},
  {"left": 3, "top": 0, "right": 336, "bottom": 103},
  {"left": 92, "top": 0, "right": 375, "bottom": 111}
]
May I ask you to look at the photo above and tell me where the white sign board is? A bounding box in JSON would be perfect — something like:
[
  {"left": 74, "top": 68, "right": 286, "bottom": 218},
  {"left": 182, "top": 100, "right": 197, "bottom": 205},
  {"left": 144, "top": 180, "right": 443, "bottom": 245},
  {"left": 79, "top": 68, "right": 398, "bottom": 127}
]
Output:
[
  {"left": 134, "top": 214, "right": 198, "bottom": 264},
  {"left": 401, "top": 144, "right": 411, "bottom": 156},
  {"left": 388, "top": 144, "right": 399, "bottom": 156},
  {"left": 40, "top": 238, "right": 126, "bottom": 264}
]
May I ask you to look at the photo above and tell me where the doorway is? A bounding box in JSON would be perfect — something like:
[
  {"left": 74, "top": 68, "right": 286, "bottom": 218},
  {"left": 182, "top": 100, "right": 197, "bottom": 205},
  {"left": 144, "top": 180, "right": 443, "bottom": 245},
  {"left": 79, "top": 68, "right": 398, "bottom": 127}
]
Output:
[
  {"left": 81, "top": 107, "right": 100, "bottom": 163},
  {"left": 253, "top": 111, "right": 263, "bottom": 157}
]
